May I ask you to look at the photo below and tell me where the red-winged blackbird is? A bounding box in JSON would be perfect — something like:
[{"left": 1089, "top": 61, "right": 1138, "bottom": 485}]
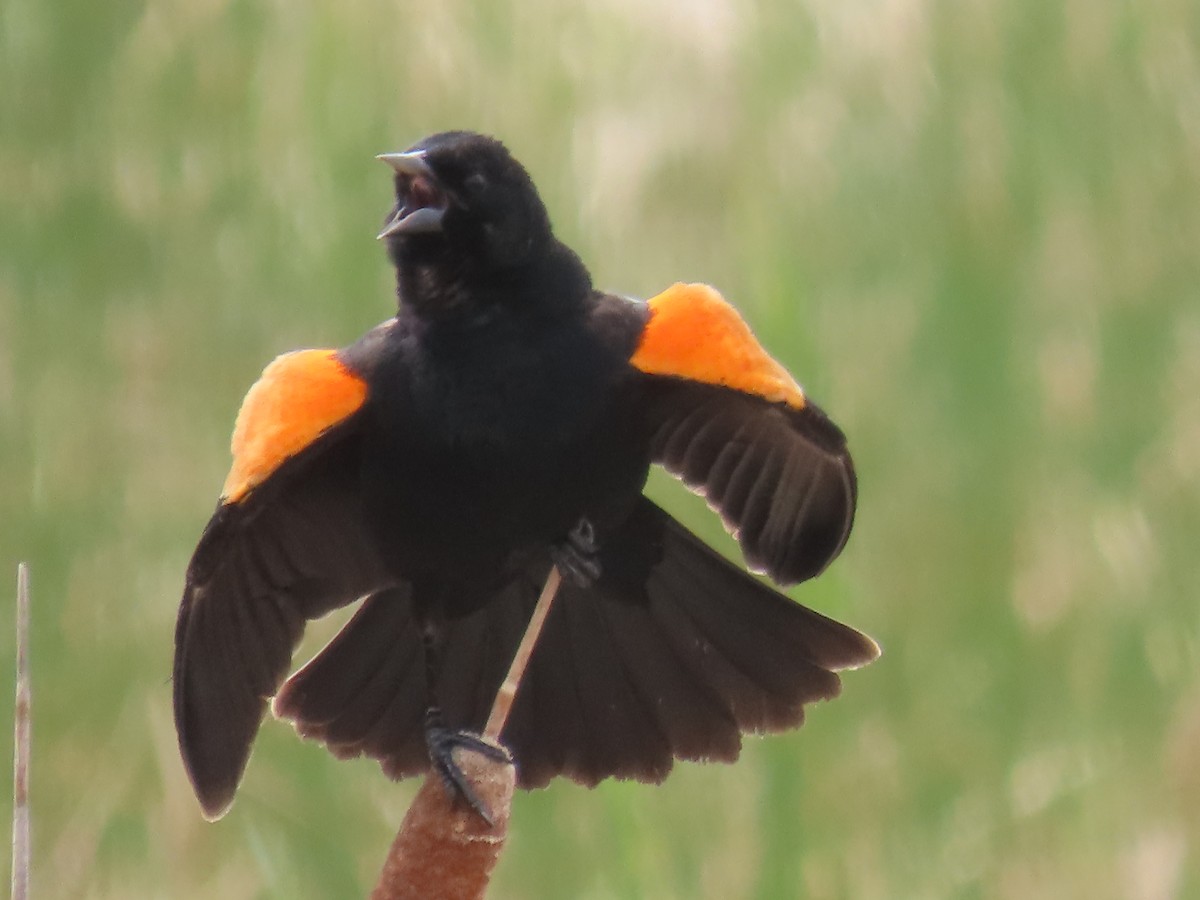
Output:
[{"left": 173, "top": 130, "right": 879, "bottom": 821}]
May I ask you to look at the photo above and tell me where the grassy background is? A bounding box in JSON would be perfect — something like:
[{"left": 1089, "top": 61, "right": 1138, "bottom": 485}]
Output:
[{"left": 3, "top": 0, "right": 1199, "bottom": 896}]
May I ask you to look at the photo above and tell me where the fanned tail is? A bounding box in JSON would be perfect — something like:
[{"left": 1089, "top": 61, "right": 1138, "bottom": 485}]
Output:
[{"left": 273, "top": 498, "right": 878, "bottom": 788}]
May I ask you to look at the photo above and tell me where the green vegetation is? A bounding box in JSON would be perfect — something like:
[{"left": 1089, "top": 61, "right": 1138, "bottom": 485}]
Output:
[{"left": 2, "top": 0, "right": 1197, "bottom": 896}]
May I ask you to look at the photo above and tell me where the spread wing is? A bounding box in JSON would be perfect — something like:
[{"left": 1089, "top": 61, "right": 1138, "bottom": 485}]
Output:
[
  {"left": 630, "top": 283, "right": 857, "bottom": 585},
  {"left": 173, "top": 349, "right": 391, "bottom": 819}
]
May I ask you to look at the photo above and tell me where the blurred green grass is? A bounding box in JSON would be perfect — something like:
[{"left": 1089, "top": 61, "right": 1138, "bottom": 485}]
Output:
[{"left": 2, "top": 0, "right": 1198, "bottom": 896}]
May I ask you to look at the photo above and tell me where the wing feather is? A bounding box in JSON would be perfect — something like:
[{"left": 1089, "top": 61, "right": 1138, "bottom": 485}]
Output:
[
  {"left": 627, "top": 283, "right": 856, "bottom": 584},
  {"left": 637, "top": 378, "right": 856, "bottom": 585},
  {"left": 173, "top": 366, "right": 390, "bottom": 819}
]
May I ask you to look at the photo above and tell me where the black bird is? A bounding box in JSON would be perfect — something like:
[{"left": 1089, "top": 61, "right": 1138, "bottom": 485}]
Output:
[{"left": 173, "top": 130, "right": 879, "bottom": 821}]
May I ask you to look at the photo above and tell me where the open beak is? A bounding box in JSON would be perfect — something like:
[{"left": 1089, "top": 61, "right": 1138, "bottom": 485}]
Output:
[{"left": 376, "top": 151, "right": 447, "bottom": 238}]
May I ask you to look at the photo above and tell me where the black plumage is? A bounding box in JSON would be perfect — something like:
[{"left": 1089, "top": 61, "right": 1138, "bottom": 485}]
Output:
[{"left": 173, "top": 131, "right": 878, "bottom": 820}]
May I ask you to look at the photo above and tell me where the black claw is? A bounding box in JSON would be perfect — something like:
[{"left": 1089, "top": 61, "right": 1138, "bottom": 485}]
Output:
[
  {"left": 552, "top": 518, "right": 602, "bottom": 587},
  {"left": 426, "top": 724, "right": 512, "bottom": 825},
  {"left": 568, "top": 518, "right": 597, "bottom": 554}
]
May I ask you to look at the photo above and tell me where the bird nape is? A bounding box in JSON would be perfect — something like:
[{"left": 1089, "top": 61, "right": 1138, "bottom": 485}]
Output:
[{"left": 172, "top": 130, "right": 880, "bottom": 822}]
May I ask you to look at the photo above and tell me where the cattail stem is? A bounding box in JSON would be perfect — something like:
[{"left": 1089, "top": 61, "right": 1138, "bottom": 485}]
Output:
[
  {"left": 483, "top": 565, "right": 562, "bottom": 740},
  {"left": 12, "top": 563, "right": 30, "bottom": 900}
]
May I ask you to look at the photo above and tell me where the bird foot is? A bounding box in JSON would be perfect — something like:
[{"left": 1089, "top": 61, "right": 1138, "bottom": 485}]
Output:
[
  {"left": 426, "top": 724, "right": 512, "bottom": 826},
  {"left": 551, "top": 518, "right": 602, "bottom": 587}
]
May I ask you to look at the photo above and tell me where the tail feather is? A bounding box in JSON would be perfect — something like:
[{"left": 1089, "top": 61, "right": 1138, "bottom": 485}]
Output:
[
  {"left": 593, "top": 596, "right": 738, "bottom": 762},
  {"left": 273, "top": 587, "right": 425, "bottom": 769},
  {"left": 321, "top": 637, "right": 418, "bottom": 760},
  {"left": 438, "top": 588, "right": 524, "bottom": 730},
  {"left": 656, "top": 534, "right": 842, "bottom": 705},
  {"left": 562, "top": 581, "right": 673, "bottom": 785},
  {"left": 666, "top": 511, "right": 878, "bottom": 672},
  {"left": 272, "top": 497, "right": 878, "bottom": 791}
]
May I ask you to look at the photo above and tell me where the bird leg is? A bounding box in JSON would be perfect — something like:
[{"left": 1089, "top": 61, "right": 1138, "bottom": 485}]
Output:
[
  {"left": 550, "top": 517, "right": 602, "bottom": 587},
  {"left": 421, "top": 623, "right": 512, "bottom": 825}
]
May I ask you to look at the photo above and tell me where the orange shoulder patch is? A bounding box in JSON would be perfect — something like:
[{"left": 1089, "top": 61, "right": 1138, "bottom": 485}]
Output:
[
  {"left": 221, "top": 349, "right": 368, "bottom": 503},
  {"left": 630, "top": 283, "right": 806, "bottom": 409}
]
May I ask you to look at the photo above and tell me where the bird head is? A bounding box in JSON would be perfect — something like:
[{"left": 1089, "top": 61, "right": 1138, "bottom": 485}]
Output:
[{"left": 377, "top": 132, "right": 553, "bottom": 276}]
